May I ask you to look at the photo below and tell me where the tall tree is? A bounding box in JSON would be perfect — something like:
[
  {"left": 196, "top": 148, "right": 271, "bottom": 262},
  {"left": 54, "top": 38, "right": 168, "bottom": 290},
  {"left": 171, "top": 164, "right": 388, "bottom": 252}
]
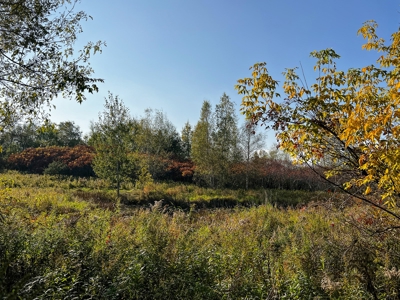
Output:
[
  {"left": 134, "top": 109, "right": 182, "bottom": 179},
  {"left": 36, "top": 120, "right": 59, "bottom": 147},
  {"left": 57, "top": 121, "right": 83, "bottom": 147},
  {"left": 90, "top": 93, "right": 135, "bottom": 198},
  {"left": 236, "top": 21, "right": 400, "bottom": 219},
  {"left": 212, "top": 93, "right": 239, "bottom": 186},
  {"left": 238, "top": 121, "right": 265, "bottom": 189},
  {"left": 0, "top": 122, "right": 38, "bottom": 157},
  {"left": 0, "top": 0, "right": 104, "bottom": 127},
  {"left": 181, "top": 121, "right": 193, "bottom": 160},
  {"left": 136, "top": 109, "right": 182, "bottom": 157},
  {"left": 192, "top": 100, "right": 215, "bottom": 186},
  {"left": 0, "top": 119, "right": 83, "bottom": 152}
]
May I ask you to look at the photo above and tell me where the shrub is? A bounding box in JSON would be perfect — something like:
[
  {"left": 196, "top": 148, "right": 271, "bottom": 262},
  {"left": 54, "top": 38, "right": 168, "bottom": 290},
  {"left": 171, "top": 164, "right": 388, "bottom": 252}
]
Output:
[
  {"left": 7, "top": 145, "right": 95, "bottom": 176},
  {"left": 43, "top": 160, "right": 69, "bottom": 175}
]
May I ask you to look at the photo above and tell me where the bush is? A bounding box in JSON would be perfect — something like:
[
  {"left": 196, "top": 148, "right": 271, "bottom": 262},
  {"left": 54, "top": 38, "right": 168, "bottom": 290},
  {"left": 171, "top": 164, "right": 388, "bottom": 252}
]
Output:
[
  {"left": 43, "top": 160, "right": 69, "bottom": 175},
  {"left": 7, "top": 145, "right": 95, "bottom": 176}
]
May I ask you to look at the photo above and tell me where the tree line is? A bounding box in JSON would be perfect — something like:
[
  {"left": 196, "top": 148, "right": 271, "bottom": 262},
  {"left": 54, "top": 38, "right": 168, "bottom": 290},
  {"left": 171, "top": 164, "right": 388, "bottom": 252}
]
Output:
[{"left": 3, "top": 92, "right": 327, "bottom": 193}]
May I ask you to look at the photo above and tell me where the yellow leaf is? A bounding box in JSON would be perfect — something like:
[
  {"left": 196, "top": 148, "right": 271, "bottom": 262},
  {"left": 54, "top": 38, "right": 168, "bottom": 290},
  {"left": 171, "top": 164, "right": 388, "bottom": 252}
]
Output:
[{"left": 365, "top": 186, "right": 372, "bottom": 195}]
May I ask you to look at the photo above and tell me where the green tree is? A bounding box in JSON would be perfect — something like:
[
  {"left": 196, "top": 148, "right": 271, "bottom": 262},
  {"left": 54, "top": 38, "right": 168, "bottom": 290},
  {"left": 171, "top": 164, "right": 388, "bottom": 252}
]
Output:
[
  {"left": 90, "top": 93, "right": 136, "bottom": 198},
  {"left": 236, "top": 21, "right": 400, "bottom": 219},
  {"left": 181, "top": 121, "right": 193, "bottom": 160},
  {"left": 134, "top": 109, "right": 182, "bottom": 179},
  {"left": 212, "top": 93, "right": 240, "bottom": 187},
  {"left": 238, "top": 121, "right": 265, "bottom": 189},
  {"left": 0, "top": 0, "right": 104, "bottom": 127},
  {"left": 57, "top": 121, "right": 83, "bottom": 147},
  {"left": 36, "top": 120, "right": 59, "bottom": 147},
  {"left": 136, "top": 109, "right": 182, "bottom": 157},
  {"left": 0, "top": 120, "right": 82, "bottom": 153},
  {"left": 0, "top": 122, "right": 38, "bottom": 156},
  {"left": 192, "top": 100, "right": 215, "bottom": 186}
]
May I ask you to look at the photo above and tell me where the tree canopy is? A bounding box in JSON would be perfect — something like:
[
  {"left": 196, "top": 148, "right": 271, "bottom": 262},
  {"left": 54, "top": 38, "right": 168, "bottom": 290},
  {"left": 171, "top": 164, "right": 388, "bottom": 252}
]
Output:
[
  {"left": 90, "top": 93, "right": 136, "bottom": 198},
  {"left": 0, "top": 0, "right": 104, "bottom": 127},
  {"left": 236, "top": 21, "right": 400, "bottom": 218},
  {"left": 192, "top": 95, "right": 241, "bottom": 187}
]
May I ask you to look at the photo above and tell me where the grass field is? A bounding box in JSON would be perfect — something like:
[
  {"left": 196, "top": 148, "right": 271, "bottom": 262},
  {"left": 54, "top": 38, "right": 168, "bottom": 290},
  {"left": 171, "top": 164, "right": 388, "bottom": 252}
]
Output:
[{"left": 1, "top": 171, "right": 400, "bottom": 299}]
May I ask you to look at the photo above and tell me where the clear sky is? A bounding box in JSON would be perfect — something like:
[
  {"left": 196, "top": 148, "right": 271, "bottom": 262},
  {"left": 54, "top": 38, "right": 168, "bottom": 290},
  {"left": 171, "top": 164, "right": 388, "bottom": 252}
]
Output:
[{"left": 49, "top": 0, "right": 400, "bottom": 146}]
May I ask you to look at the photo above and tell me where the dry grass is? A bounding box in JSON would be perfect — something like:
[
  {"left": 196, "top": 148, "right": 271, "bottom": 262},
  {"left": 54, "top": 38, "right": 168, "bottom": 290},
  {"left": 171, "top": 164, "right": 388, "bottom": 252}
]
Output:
[{"left": 1, "top": 172, "right": 400, "bottom": 299}]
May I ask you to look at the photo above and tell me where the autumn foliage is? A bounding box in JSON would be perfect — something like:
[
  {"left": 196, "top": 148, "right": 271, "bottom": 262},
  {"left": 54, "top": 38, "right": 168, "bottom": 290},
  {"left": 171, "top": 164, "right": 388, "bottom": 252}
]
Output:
[
  {"left": 7, "top": 144, "right": 331, "bottom": 190},
  {"left": 134, "top": 153, "right": 194, "bottom": 182},
  {"left": 6, "top": 146, "right": 197, "bottom": 182},
  {"left": 7, "top": 145, "right": 95, "bottom": 176},
  {"left": 164, "top": 158, "right": 194, "bottom": 181},
  {"left": 236, "top": 21, "right": 400, "bottom": 217},
  {"left": 230, "top": 156, "right": 329, "bottom": 191}
]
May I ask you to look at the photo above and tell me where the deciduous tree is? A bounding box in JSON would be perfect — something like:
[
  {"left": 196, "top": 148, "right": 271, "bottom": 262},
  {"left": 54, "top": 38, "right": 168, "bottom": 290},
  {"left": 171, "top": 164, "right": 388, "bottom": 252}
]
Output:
[
  {"left": 236, "top": 21, "right": 400, "bottom": 219},
  {"left": 212, "top": 93, "right": 240, "bottom": 186},
  {"left": 0, "top": 0, "right": 104, "bottom": 127},
  {"left": 181, "top": 121, "right": 192, "bottom": 160},
  {"left": 238, "top": 121, "right": 265, "bottom": 189},
  {"left": 192, "top": 100, "right": 215, "bottom": 186},
  {"left": 135, "top": 109, "right": 182, "bottom": 179},
  {"left": 90, "top": 93, "right": 135, "bottom": 198},
  {"left": 0, "top": 122, "right": 38, "bottom": 155},
  {"left": 57, "top": 121, "right": 83, "bottom": 147},
  {"left": 36, "top": 120, "right": 59, "bottom": 147}
]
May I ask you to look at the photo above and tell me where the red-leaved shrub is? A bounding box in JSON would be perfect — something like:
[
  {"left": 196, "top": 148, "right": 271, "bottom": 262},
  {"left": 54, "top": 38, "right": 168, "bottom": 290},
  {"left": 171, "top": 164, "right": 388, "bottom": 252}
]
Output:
[{"left": 7, "top": 145, "right": 95, "bottom": 177}]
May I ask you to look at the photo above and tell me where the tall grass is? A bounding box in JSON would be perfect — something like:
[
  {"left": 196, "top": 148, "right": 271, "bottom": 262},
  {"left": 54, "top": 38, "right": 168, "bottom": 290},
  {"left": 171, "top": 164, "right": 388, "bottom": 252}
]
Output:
[
  {"left": 1, "top": 172, "right": 400, "bottom": 299},
  {"left": 1, "top": 171, "right": 324, "bottom": 208}
]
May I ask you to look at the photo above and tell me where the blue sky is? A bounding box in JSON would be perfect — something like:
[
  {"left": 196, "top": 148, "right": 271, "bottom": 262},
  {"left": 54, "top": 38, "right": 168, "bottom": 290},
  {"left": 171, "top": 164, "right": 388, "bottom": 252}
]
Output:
[{"left": 50, "top": 0, "right": 400, "bottom": 146}]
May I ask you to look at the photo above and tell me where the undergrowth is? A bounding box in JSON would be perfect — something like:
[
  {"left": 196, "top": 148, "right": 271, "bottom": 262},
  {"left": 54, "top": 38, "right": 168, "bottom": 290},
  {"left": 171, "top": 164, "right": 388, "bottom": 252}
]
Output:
[
  {"left": 1, "top": 172, "right": 400, "bottom": 299},
  {"left": 0, "top": 171, "right": 325, "bottom": 209}
]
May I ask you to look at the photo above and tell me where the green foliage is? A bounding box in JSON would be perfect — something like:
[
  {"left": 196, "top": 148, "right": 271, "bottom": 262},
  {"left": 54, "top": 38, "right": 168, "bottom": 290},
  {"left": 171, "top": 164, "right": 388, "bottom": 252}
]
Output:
[
  {"left": 0, "top": 120, "right": 83, "bottom": 159},
  {"left": 35, "top": 120, "right": 59, "bottom": 147},
  {"left": 212, "top": 93, "right": 240, "bottom": 186},
  {"left": 192, "top": 95, "right": 241, "bottom": 188},
  {"left": 0, "top": 0, "right": 104, "bottom": 125},
  {"left": 134, "top": 108, "right": 184, "bottom": 174},
  {"left": 43, "top": 160, "right": 69, "bottom": 175},
  {"left": 56, "top": 121, "right": 84, "bottom": 147},
  {"left": 0, "top": 122, "right": 37, "bottom": 156},
  {"left": 149, "top": 110, "right": 183, "bottom": 158},
  {"left": 135, "top": 161, "right": 154, "bottom": 189},
  {"left": 181, "top": 121, "right": 193, "bottom": 160},
  {"left": 192, "top": 100, "right": 215, "bottom": 186},
  {"left": 91, "top": 93, "right": 137, "bottom": 197}
]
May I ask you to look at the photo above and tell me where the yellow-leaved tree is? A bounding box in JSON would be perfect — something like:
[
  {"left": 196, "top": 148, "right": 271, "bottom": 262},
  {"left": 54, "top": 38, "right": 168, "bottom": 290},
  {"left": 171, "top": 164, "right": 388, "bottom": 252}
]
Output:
[{"left": 235, "top": 21, "right": 400, "bottom": 220}]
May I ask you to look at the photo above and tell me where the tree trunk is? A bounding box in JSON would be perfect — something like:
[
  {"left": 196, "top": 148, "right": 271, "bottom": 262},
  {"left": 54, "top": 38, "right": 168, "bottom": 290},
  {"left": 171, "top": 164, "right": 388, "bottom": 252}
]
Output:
[{"left": 117, "top": 160, "right": 120, "bottom": 199}]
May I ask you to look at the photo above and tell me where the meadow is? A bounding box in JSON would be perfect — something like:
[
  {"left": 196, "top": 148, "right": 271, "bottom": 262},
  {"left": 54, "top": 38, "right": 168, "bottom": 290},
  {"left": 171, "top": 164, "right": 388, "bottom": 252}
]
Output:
[{"left": 1, "top": 171, "right": 400, "bottom": 299}]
